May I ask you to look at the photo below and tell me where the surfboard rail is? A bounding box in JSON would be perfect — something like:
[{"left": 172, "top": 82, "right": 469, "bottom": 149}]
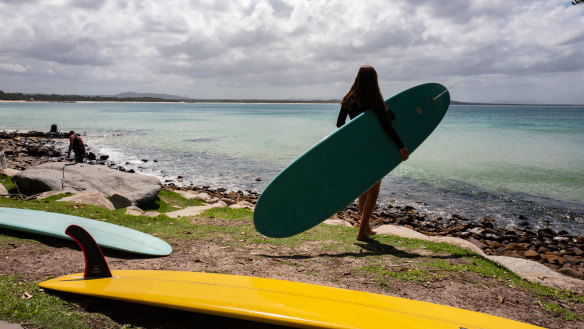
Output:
[{"left": 0, "top": 207, "right": 172, "bottom": 256}]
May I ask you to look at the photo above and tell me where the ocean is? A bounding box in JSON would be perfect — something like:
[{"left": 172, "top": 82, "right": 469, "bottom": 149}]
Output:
[{"left": 1, "top": 101, "right": 583, "bottom": 235}]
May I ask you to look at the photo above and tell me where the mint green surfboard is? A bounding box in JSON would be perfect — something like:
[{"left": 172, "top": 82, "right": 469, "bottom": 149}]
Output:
[
  {"left": 0, "top": 207, "right": 172, "bottom": 256},
  {"left": 254, "top": 83, "right": 450, "bottom": 238}
]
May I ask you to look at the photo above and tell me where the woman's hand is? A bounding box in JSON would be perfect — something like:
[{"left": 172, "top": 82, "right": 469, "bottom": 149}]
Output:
[{"left": 399, "top": 147, "right": 409, "bottom": 161}]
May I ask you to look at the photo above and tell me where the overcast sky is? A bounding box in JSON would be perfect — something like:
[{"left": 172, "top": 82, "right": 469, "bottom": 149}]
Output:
[{"left": 1, "top": 0, "right": 583, "bottom": 103}]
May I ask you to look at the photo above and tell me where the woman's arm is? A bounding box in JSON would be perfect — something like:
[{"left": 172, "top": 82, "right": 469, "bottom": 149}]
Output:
[
  {"left": 336, "top": 106, "right": 349, "bottom": 128},
  {"left": 373, "top": 107, "right": 409, "bottom": 161}
]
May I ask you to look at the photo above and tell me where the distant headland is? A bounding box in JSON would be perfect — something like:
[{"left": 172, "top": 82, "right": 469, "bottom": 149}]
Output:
[{"left": 1, "top": 90, "right": 582, "bottom": 106}]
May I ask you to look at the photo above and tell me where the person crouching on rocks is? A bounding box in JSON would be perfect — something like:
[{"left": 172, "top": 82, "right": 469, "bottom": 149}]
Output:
[{"left": 67, "top": 130, "right": 87, "bottom": 163}]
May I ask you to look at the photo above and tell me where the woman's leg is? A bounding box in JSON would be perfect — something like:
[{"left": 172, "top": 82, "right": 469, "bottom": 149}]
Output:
[
  {"left": 357, "top": 180, "right": 381, "bottom": 241},
  {"left": 358, "top": 193, "right": 367, "bottom": 218}
]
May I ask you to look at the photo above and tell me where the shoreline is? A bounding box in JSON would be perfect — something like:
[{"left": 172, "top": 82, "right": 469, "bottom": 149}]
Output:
[
  {"left": 1, "top": 130, "right": 583, "bottom": 281},
  {"left": 0, "top": 99, "right": 340, "bottom": 105}
]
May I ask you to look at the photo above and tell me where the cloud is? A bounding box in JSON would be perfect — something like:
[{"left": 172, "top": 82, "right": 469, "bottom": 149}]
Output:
[{"left": 0, "top": 0, "right": 583, "bottom": 103}]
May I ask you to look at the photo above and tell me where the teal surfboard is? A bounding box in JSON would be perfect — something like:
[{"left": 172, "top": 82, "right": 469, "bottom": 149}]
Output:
[
  {"left": 254, "top": 83, "right": 450, "bottom": 238},
  {"left": 0, "top": 207, "right": 172, "bottom": 256}
]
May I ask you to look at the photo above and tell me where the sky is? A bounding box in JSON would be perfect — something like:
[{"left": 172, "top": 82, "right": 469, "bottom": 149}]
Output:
[{"left": 1, "top": 0, "right": 583, "bottom": 104}]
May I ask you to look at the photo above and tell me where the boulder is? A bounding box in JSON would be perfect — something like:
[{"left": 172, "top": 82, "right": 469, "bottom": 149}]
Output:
[
  {"left": 109, "top": 193, "right": 133, "bottom": 209},
  {"left": 11, "top": 162, "right": 161, "bottom": 207},
  {"left": 57, "top": 192, "right": 115, "bottom": 210}
]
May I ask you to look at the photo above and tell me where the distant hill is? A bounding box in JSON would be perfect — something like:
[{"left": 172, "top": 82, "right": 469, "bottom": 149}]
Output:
[
  {"left": 2, "top": 89, "right": 581, "bottom": 105},
  {"left": 113, "top": 92, "right": 185, "bottom": 100}
]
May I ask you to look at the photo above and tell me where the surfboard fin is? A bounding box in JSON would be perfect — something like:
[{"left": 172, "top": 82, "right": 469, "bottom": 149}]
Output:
[{"left": 65, "top": 225, "right": 112, "bottom": 278}]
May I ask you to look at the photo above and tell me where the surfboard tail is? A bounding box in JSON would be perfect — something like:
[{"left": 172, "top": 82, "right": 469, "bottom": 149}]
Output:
[{"left": 65, "top": 225, "right": 112, "bottom": 278}]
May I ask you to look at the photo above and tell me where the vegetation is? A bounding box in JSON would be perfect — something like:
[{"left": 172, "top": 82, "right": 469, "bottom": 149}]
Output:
[
  {"left": 0, "top": 173, "right": 582, "bottom": 327},
  {"left": 0, "top": 90, "right": 183, "bottom": 103},
  {"left": 141, "top": 189, "right": 205, "bottom": 213},
  {"left": 0, "top": 90, "right": 338, "bottom": 104}
]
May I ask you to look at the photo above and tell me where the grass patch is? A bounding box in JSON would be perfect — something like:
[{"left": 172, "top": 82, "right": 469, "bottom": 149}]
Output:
[
  {"left": 141, "top": 189, "right": 205, "bottom": 213},
  {"left": 199, "top": 207, "right": 253, "bottom": 220},
  {"left": 0, "top": 275, "right": 111, "bottom": 329},
  {"left": 0, "top": 175, "right": 17, "bottom": 192},
  {"left": 539, "top": 300, "right": 582, "bottom": 321},
  {"left": 358, "top": 259, "right": 448, "bottom": 285}
]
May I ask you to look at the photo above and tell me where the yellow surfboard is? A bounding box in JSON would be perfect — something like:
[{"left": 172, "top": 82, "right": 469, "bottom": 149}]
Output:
[
  {"left": 39, "top": 225, "right": 543, "bottom": 329},
  {"left": 40, "top": 270, "right": 542, "bottom": 329}
]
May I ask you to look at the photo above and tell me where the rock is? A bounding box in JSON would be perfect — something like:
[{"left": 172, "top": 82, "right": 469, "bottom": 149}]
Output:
[
  {"left": 537, "top": 228, "right": 555, "bottom": 239},
  {"left": 36, "top": 190, "right": 76, "bottom": 199},
  {"left": 0, "top": 168, "right": 20, "bottom": 177},
  {"left": 143, "top": 211, "right": 160, "bottom": 217},
  {"left": 207, "top": 197, "right": 220, "bottom": 204},
  {"left": 125, "top": 206, "right": 145, "bottom": 216},
  {"left": 57, "top": 192, "right": 115, "bottom": 210},
  {"left": 0, "top": 183, "right": 8, "bottom": 195},
  {"left": 176, "top": 191, "right": 212, "bottom": 201},
  {"left": 524, "top": 249, "right": 540, "bottom": 260},
  {"left": 468, "top": 237, "right": 487, "bottom": 250},
  {"left": 541, "top": 253, "right": 565, "bottom": 265},
  {"left": 503, "top": 250, "right": 525, "bottom": 258},
  {"left": 220, "top": 198, "right": 236, "bottom": 206},
  {"left": 109, "top": 193, "right": 133, "bottom": 209},
  {"left": 558, "top": 266, "right": 583, "bottom": 280},
  {"left": 323, "top": 219, "right": 353, "bottom": 227},
  {"left": 505, "top": 243, "right": 530, "bottom": 252},
  {"left": 11, "top": 162, "right": 161, "bottom": 207},
  {"left": 563, "top": 255, "right": 582, "bottom": 265},
  {"left": 480, "top": 217, "right": 496, "bottom": 229},
  {"left": 488, "top": 241, "right": 501, "bottom": 249},
  {"left": 469, "top": 227, "right": 484, "bottom": 235},
  {"left": 566, "top": 247, "right": 583, "bottom": 256},
  {"left": 213, "top": 200, "right": 228, "bottom": 208},
  {"left": 229, "top": 201, "right": 254, "bottom": 210}
]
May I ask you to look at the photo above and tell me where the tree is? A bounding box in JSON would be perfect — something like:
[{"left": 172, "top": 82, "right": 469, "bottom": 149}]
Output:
[{"left": 573, "top": 1, "right": 583, "bottom": 5}]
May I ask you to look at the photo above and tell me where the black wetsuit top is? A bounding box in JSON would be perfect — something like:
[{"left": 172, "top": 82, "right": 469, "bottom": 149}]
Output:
[{"left": 336, "top": 104, "right": 405, "bottom": 148}]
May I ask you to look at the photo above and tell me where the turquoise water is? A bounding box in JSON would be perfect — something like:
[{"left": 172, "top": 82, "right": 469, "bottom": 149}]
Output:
[{"left": 1, "top": 102, "right": 583, "bottom": 234}]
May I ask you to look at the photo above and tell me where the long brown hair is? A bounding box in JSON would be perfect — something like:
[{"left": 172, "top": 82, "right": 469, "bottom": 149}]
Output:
[{"left": 341, "top": 65, "right": 386, "bottom": 111}]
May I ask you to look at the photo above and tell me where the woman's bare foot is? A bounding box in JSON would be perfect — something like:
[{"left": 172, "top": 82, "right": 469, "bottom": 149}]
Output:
[{"left": 357, "top": 233, "right": 371, "bottom": 241}]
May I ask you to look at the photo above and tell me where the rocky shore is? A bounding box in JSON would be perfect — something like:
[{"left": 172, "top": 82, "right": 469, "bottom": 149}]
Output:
[{"left": 1, "top": 130, "right": 583, "bottom": 281}]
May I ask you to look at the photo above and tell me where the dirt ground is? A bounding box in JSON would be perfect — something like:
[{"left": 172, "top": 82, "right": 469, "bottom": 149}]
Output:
[{"left": 1, "top": 217, "right": 583, "bottom": 329}]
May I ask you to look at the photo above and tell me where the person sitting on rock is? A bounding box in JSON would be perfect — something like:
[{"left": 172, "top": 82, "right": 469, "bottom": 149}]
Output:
[{"left": 67, "top": 130, "right": 86, "bottom": 163}]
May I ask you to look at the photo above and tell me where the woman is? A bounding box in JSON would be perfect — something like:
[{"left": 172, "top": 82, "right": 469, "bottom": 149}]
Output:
[{"left": 337, "top": 65, "right": 409, "bottom": 241}]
